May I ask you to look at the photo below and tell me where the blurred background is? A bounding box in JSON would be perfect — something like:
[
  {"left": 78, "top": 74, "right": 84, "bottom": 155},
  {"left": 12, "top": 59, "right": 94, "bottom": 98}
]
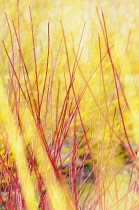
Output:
[{"left": 0, "top": 0, "right": 139, "bottom": 209}]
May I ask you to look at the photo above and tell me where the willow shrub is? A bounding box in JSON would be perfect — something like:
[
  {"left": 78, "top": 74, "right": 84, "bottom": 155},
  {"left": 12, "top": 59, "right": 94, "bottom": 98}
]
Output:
[{"left": 0, "top": 1, "right": 139, "bottom": 209}]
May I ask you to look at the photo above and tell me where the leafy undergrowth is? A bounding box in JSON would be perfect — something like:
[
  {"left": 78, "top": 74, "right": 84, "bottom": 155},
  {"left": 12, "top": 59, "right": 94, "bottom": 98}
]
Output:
[{"left": 0, "top": 1, "right": 139, "bottom": 209}]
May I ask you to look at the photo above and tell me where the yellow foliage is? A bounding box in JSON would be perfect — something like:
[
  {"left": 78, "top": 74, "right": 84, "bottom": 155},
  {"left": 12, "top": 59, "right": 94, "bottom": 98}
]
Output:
[
  {"left": 0, "top": 77, "right": 38, "bottom": 210},
  {"left": 1, "top": 0, "right": 139, "bottom": 209}
]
